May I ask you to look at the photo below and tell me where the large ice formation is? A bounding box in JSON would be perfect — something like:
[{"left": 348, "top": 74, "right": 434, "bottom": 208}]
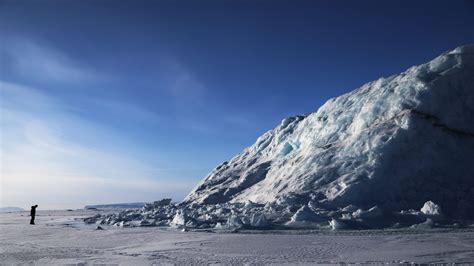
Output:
[
  {"left": 86, "top": 45, "right": 474, "bottom": 230},
  {"left": 184, "top": 44, "right": 474, "bottom": 219}
]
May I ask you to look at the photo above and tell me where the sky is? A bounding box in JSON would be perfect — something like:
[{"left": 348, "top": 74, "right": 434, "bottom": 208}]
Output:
[{"left": 1, "top": 0, "right": 473, "bottom": 209}]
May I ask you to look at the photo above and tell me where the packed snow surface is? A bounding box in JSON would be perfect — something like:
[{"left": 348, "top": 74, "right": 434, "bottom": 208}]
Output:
[
  {"left": 88, "top": 45, "right": 474, "bottom": 230},
  {"left": 3, "top": 210, "right": 474, "bottom": 264}
]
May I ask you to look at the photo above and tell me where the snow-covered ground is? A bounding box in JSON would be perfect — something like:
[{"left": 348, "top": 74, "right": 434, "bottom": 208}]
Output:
[{"left": 1, "top": 210, "right": 474, "bottom": 264}]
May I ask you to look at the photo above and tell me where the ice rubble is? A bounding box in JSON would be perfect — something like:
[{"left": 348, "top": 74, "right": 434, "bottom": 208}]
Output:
[
  {"left": 85, "top": 45, "right": 474, "bottom": 230},
  {"left": 420, "top": 201, "right": 442, "bottom": 216}
]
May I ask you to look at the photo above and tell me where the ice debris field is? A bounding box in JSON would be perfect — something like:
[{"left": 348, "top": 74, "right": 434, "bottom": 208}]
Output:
[{"left": 86, "top": 45, "right": 474, "bottom": 231}]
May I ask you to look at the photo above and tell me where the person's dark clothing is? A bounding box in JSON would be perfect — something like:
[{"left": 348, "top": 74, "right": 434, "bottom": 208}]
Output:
[{"left": 30, "top": 205, "right": 38, "bottom": 225}]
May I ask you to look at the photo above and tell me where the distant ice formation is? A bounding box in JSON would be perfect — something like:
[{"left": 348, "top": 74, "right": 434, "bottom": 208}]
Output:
[
  {"left": 0, "top": 207, "right": 25, "bottom": 213},
  {"left": 84, "top": 202, "right": 147, "bottom": 209}
]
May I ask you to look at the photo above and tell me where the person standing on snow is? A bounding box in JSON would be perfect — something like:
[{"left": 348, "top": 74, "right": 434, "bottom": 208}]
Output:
[{"left": 30, "top": 205, "right": 38, "bottom": 225}]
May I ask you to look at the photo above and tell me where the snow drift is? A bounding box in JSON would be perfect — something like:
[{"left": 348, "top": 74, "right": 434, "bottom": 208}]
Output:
[{"left": 86, "top": 45, "right": 474, "bottom": 230}]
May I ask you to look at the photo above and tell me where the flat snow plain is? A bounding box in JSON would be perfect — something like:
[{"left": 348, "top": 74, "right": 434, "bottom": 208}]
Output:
[{"left": 1, "top": 210, "right": 474, "bottom": 265}]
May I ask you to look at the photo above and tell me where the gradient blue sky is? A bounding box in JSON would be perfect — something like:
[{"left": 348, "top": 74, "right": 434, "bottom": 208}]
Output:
[{"left": 1, "top": 0, "right": 473, "bottom": 209}]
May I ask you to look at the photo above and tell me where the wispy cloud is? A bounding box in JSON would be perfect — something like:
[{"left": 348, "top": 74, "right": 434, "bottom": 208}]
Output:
[
  {"left": 0, "top": 37, "right": 261, "bottom": 209},
  {"left": 2, "top": 37, "right": 104, "bottom": 83},
  {"left": 159, "top": 58, "right": 208, "bottom": 107},
  {"left": 0, "top": 81, "right": 194, "bottom": 209},
  {"left": 157, "top": 58, "right": 262, "bottom": 134},
  {"left": 88, "top": 97, "right": 162, "bottom": 126}
]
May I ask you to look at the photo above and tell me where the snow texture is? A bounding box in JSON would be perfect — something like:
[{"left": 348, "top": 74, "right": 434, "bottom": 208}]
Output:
[
  {"left": 87, "top": 45, "right": 474, "bottom": 230},
  {"left": 4, "top": 210, "right": 474, "bottom": 264}
]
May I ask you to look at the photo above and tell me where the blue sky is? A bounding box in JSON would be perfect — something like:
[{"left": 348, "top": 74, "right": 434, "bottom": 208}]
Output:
[{"left": 1, "top": 0, "right": 473, "bottom": 209}]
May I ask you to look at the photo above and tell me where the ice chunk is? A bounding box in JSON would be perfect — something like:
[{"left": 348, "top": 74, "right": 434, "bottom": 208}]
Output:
[
  {"left": 214, "top": 222, "right": 224, "bottom": 229},
  {"left": 329, "top": 219, "right": 347, "bottom": 230},
  {"left": 226, "top": 215, "right": 243, "bottom": 228},
  {"left": 290, "top": 205, "right": 327, "bottom": 223},
  {"left": 280, "top": 142, "right": 294, "bottom": 156},
  {"left": 244, "top": 200, "right": 259, "bottom": 209},
  {"left": 342, "top": 205, "right": 358, "bottom": 212},
  {"left": 286, "top": 205, "right": 328, "bottom": 228},
  {"left": 352, "top": 206, "right": 382, "bottom": 219},
  {"left": 170, "top": 210, "right": 187, "bottom": 227},
  {"left": 410, "top": 218, "right": 434, "bottom": 229},
  {"left": 250, "top": 213, "right": 268, "bottom": 227},
  {"left": 420, "top": 201, "right": 442, "bottom": 216}
]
